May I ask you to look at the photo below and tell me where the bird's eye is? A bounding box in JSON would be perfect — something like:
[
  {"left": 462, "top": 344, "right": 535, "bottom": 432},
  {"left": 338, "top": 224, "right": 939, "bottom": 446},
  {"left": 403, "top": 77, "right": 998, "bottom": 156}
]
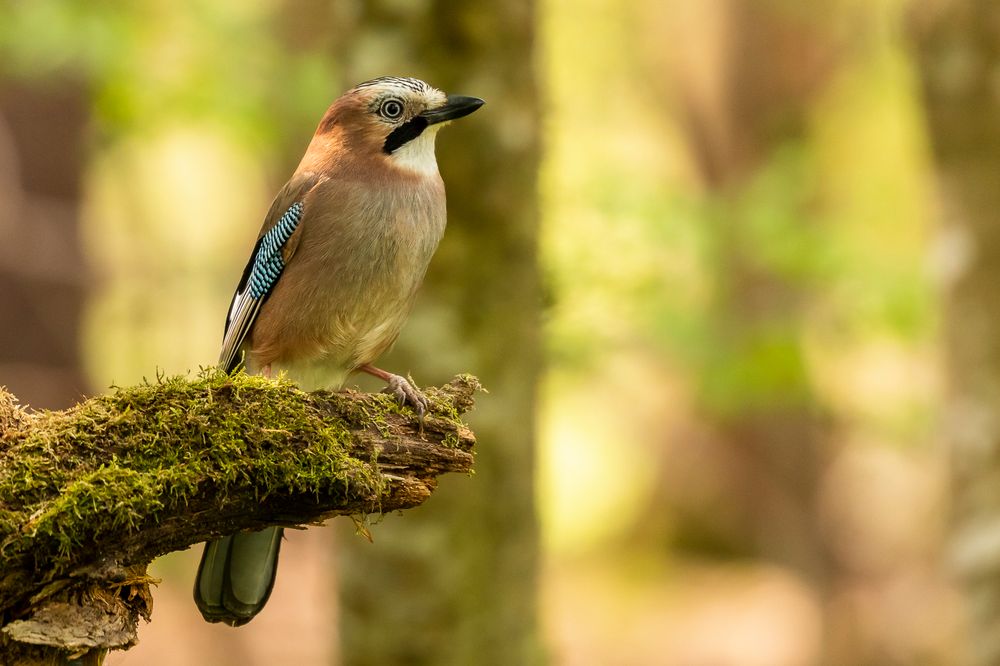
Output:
[{"left": 379, "top": 99, "right": 404, "bottom": 120}]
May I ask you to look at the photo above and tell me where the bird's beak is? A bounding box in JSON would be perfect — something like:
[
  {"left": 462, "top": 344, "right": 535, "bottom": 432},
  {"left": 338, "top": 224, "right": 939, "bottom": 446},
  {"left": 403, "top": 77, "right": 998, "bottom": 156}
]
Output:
[{"left": 420, "top": 95, "right": 485, "bottom": 125}]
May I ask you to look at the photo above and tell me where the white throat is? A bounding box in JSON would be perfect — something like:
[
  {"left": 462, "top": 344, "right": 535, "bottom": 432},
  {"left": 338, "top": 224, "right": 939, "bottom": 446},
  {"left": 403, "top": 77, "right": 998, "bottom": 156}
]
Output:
[{"left": 388, "top": 126, "right": 442, "bottom": 176}]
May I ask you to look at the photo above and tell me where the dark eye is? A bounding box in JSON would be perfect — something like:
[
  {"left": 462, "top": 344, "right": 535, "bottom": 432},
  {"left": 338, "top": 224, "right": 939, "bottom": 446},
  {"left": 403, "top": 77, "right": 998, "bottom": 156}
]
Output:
[{"left": 379, "top": 99, "right": 404, "bottom": 120}]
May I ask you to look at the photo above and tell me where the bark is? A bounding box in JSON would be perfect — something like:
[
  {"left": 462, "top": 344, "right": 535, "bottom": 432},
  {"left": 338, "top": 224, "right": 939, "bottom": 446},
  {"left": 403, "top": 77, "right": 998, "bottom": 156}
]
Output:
[
  {"left": 0, "top": 373, "right": 479, "bottom": 665},
  {"left": 913, "top": 3, "right": 1000, "bottom": 664}
]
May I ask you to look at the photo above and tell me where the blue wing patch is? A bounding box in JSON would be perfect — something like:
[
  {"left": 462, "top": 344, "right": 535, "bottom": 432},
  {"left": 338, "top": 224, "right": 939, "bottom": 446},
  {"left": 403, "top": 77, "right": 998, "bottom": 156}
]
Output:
[
  {"left": 219, "top": 201, "right": 305, "bottom": 371},
  {"left": 247, "top": 202, "right": 304, "bottom": 299}
]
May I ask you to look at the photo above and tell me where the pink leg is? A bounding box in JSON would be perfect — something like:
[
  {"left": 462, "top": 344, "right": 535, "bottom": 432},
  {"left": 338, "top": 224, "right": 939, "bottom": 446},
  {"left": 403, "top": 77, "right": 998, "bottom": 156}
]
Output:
[
  {"left": 358, "top": 364, "right": 392, "bottom": 382},
  {"left": 261, "top": 364, "right": 272, "bottom": 379}
]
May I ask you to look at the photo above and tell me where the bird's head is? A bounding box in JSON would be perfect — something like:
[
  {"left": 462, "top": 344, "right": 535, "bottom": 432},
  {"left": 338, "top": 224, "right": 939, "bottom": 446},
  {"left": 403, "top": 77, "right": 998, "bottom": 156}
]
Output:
[{"left": 309, "top": 76, "right": 485, "bottom": 176}]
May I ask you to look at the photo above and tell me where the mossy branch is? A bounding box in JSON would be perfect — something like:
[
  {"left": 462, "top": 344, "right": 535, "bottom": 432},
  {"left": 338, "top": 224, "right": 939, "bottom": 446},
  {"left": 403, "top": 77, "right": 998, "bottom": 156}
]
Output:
[{"left": 0, "top": 371, "right": 480, "bottom": 665}]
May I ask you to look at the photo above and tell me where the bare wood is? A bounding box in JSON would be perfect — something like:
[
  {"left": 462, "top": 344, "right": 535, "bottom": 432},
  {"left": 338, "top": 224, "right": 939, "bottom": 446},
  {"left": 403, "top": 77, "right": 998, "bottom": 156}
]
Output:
[{"left": 0, "top": 372, "right": 479, "bottom": 664}]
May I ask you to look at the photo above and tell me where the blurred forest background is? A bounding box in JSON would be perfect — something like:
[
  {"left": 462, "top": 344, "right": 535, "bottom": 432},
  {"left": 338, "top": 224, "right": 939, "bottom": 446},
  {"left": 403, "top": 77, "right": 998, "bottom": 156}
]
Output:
[{"left": 1, "top": 0, "right": 998, "bottom": 664}]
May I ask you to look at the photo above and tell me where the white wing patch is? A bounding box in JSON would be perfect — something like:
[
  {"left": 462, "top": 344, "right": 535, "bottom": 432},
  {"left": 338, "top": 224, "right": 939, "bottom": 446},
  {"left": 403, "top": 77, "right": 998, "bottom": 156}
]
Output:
[{"left": 219, "top": 293, "right": 265, "bottom": 371}]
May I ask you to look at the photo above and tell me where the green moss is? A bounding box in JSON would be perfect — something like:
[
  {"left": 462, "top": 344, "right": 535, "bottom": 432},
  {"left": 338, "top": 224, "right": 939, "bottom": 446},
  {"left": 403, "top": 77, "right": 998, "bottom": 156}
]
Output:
[
  {"left": 0, "top": 369, "right": 392, "bottom": 575},
  {"left": 426, "top": 390, "right": 462, "bottom": 422},
  {"left": 441, "top": 431, "right": 461, "bottom": 449}
]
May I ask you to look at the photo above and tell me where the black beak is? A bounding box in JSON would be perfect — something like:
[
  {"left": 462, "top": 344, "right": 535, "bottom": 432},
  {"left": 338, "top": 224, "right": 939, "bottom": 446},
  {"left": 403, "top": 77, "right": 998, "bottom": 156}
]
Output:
[{"left": 420, "top": 95, "right": 485, "bottom": 125}]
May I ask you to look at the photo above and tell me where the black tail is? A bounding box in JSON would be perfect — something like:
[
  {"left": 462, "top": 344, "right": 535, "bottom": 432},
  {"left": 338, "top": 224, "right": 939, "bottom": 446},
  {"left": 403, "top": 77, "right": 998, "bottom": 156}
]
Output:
[{"left": 194, "top": 527, "right": 283, "bottom": 626}]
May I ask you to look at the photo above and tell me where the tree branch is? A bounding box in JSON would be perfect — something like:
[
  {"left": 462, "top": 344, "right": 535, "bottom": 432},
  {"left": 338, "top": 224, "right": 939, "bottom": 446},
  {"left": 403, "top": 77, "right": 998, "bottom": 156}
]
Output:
[{"left": 0, "top": 371, "right": 480, "bottom": 664}]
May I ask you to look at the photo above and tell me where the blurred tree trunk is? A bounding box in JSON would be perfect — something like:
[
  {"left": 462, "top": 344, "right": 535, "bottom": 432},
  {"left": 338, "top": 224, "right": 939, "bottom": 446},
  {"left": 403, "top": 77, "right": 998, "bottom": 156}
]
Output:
[
  {"left": 644, "top": 2, "right": 869, "bottom": 660},
  {"left": 0, "top": 80, "right": 90, "bottom": 409},
  {"left": 650, "top": 0, "right": 838, "bottom": 581},
  {"left": 914, "top": 4, "right": 1000, "bottom": 664},
  {"left": 712, "top": 0, "right": 836, "bottom": 583},
  {"left": 334, "top": 2, "right": 542, "bottom": 665}
]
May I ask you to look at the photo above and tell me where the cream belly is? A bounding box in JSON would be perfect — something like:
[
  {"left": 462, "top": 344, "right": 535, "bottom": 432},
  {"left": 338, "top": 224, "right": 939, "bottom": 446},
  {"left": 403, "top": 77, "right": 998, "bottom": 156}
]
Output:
[{"left": 252, "top": 280, "right": 417, "bottom": 390}]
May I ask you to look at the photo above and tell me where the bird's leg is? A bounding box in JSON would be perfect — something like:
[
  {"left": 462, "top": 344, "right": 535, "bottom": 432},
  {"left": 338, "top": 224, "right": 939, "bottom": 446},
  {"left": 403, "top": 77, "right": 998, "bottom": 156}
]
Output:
[
  {"left": 261, "top": 364, "right": 272, "bottom": 379},
  {"left": 357, "top": 364, "right": 430, "bottom": 420}
]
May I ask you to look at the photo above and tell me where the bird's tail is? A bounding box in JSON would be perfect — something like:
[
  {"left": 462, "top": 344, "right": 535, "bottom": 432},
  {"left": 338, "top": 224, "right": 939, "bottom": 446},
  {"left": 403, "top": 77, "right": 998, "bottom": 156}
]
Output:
[{"left": 194, "top": 526, "right": 283, "bottom": 626}]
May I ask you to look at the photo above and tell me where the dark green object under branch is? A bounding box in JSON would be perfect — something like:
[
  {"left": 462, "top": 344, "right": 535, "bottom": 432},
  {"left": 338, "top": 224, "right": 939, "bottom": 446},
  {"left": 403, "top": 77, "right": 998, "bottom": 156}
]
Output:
[{"left": 0, "top": 370, "right": 479, "bottom": 665}]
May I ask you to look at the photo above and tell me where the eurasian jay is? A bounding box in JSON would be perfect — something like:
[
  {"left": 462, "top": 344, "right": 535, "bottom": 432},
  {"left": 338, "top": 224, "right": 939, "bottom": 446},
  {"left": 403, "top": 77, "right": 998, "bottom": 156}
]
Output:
[{"left": 193, "top": 76, "right": 484, "bottom": 626}]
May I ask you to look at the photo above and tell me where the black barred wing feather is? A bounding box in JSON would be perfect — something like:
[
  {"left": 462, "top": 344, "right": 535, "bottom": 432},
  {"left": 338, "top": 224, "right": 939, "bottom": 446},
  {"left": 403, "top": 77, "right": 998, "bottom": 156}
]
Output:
[{"left": 219, "top": 201, "right": 305, "bottom": 372}]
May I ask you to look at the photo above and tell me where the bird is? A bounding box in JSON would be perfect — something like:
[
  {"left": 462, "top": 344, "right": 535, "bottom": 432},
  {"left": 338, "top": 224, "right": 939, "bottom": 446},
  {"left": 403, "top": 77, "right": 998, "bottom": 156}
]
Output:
[{"left": 193, "top": 76, "right": 484, "bottom": 626}]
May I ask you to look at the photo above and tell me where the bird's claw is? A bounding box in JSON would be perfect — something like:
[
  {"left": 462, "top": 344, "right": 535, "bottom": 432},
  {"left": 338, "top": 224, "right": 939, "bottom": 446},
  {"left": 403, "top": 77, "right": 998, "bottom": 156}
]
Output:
[{"left": 382, "top": 374, "right": 430, "bottom": 424}]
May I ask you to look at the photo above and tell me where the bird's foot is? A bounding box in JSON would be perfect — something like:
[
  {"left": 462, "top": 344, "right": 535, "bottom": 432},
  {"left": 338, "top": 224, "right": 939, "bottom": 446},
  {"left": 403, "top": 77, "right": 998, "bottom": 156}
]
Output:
[
  {"left": 382, "top": 373, "right": 430, "bottom": 420},
  {"left": 357, "top": 364, "right": 429, "bottom": 429}
]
